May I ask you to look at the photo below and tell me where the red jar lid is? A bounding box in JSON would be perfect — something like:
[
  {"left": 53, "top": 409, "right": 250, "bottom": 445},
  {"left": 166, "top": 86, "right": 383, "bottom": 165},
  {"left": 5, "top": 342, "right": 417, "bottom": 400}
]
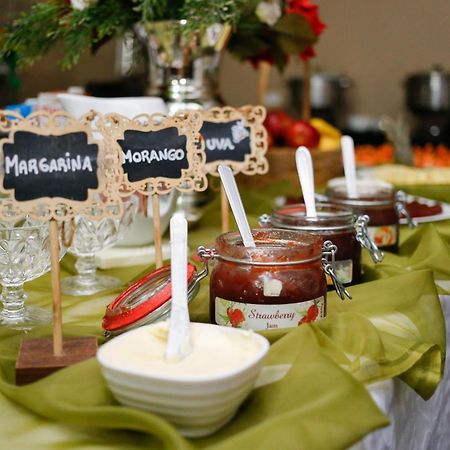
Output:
[{"left": 102, "top": 263, "right": 197, "bottom": 334}]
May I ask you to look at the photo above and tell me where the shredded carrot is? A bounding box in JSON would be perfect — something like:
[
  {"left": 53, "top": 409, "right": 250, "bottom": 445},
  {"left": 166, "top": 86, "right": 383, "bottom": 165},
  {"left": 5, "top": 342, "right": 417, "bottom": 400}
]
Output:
[
  {"left": 355, "top": 144, "right": 394, "bottom": 166},
  {"left": 414, "top": 144, "right": 450, "bottom": 167},
  {"left": 355, "top": 143, "right": 450, "bottom": 167}
]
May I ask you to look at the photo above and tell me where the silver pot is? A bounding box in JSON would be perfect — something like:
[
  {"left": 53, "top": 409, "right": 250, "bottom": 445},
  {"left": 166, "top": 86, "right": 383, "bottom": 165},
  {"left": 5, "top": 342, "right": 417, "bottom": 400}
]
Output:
[
  {"left": 405, "top": 65, "right": 450, "bottom": 113},
  {"left": 289, "top": 72, "right": 352, "bottom": 111}
]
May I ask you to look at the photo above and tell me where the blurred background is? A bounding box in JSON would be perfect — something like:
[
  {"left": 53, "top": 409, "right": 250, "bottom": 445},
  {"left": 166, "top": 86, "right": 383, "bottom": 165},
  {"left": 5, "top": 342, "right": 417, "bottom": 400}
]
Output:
[
  {"left": 2, "top": 0, "right": 449, "bottom": 115},
  {"left": 1, "top": 0, "right": 450, "bottom": 167}
]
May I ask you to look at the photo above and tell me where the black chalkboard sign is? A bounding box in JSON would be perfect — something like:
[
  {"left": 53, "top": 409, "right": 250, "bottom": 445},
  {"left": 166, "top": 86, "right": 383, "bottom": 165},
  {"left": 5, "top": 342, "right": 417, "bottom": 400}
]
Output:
[
  {"left": 3, "top": 131, "right": 99, "bottom": 202},
  {"left": 201, "top": 120, "right": 252, "bottom": 164},
  {"left": 118, "top": 127, "right": 189, "bottom": 182}
]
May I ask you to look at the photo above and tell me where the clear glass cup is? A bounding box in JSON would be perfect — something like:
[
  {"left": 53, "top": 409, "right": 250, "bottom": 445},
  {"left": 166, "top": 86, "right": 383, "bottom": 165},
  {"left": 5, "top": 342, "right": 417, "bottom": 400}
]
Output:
[
  {"left": 0, "top": 217, "right": 65, "bottom": 330},
  {"left": 61, "top": 197, "right": 138, "bottom": 296}
]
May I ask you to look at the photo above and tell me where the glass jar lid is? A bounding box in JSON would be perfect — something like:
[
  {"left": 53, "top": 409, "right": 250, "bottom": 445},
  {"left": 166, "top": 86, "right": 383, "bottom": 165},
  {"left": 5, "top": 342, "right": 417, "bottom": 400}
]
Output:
[
  {"left": 270, "top": 203, "right": 355, "bottom": 232},
  {"left": 325, "top": 185, "right": 396, "bottom": 207},
  {"left": 102, "top": 263, "right": 203, "bottom": 336},
  {"left": 212, "top": 228, "right": 324, "bottom": 266}
]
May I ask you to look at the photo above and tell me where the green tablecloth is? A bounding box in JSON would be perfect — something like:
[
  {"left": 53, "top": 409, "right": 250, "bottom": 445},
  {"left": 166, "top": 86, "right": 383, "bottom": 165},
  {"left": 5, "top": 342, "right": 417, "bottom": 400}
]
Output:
[{"left": 0, "top": 184, "right": 448, "bottom": 450}]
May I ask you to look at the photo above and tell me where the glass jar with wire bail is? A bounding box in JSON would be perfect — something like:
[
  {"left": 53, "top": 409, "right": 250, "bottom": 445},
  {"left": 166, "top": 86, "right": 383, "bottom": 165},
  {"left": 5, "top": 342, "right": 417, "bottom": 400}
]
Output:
[
  {"left": 322, "top": 185, "right": 416, "bottom": 253},
  {"left": 198, "top": 228, "right": 350, "bottom": 332},
  {"left": 101, "top": 262, "right": 208, "bottom": 337},
  {"left": 259, "top": 203, "right": 383, "bottom": 287}
]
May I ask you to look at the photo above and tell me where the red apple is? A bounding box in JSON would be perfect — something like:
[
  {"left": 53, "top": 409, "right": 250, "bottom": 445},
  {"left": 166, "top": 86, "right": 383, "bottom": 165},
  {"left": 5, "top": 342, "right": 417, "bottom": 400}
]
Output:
[
  {"left": 264, "top": 110, "right": 294, "bottom": 141},
  {"left": 284, "top": 120, "right": 320, "bottom": 148}
]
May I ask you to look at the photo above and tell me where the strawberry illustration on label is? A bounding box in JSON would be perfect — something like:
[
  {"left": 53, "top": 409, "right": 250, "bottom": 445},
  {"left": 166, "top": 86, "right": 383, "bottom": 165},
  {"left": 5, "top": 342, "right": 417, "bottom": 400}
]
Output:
[
  {"left": 374, "top": 226, "right": 396, "bottom": 246},
  {"left": 298, "top": 302, "right": 321, "bottom": 326},
  {"left": 307, "top": 304, "right": 319, "bottom": 321},
  {"left": 227, "top": 307, "right": 245, "bottom": 327}
]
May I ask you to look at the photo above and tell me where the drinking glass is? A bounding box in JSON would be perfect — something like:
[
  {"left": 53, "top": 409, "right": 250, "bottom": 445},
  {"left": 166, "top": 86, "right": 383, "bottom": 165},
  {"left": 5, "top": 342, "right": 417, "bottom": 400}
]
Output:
[
  {"left": 61, "top": 197, "right": 138, "bottom": 296},
  {"left": 0, "top": 217, "right": 65, "bottom": 329}
]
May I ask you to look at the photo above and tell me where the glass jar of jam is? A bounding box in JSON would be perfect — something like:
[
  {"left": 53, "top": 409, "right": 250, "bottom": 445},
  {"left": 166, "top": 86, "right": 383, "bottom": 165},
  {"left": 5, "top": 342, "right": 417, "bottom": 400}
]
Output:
[
  {"left": 260, "top": 203, "right": 383, "bottom": 287},
  {"left": 323, "top": 185, "right": 415, "bottom": 253},
  {"left": 198, "top": 228, "right": 347, "bottom": 332}
]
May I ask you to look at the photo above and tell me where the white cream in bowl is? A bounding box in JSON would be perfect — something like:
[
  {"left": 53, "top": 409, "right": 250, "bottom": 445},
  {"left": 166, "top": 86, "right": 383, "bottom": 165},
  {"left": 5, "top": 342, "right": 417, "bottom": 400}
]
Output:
[
  {"left": 97, "top": 322, "right": 269, "bottom": 437},
  {"left": 99, "top": 321, "right": 265, "bottom": 378}
]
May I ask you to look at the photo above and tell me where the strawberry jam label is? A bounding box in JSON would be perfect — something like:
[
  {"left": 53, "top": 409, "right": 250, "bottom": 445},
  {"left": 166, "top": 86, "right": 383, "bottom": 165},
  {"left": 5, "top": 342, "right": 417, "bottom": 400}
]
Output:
[
  {"left": 367, "top": 225, "right": 397, "bottom": 247},
  {"left": 326, "top": 258, "right": 353, "bottom": 286},
  {"left": 215, "top": 296, "right": 325, "bottom": 331}
]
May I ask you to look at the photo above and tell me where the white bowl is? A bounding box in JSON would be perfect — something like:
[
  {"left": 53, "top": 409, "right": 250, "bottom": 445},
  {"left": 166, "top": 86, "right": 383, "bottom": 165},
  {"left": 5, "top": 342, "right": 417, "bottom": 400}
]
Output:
[
  {"left": 56, "top": 93, "right": 167, "bottom": 118},
  {"left": 97, "top": 322, "right": 269, "bottom": 437}
]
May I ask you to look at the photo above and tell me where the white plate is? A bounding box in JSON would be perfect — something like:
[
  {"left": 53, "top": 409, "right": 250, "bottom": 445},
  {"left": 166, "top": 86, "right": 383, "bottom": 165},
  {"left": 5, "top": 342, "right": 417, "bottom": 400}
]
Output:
[{"left": 401, "top": 195, "right": 450, "bottom": 224}]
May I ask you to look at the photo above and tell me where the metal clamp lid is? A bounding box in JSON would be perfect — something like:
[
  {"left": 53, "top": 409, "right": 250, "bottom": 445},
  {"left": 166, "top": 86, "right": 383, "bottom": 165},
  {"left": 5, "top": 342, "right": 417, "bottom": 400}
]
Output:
[
  {"left": 102, "top": 262, "right": 208, "bottom": 336},
  {"left": 355, "top": 215, "right": 384, "bottom": 263},
  {"left": 395, "top": 191, "right": 418, "bottom": 228},
  {"left": 198, "top": 244, "right": 323, "bottom": 266},
  {"left": 321, "top": 240, "right": 352, "bottom": 300},
  {"left": 258, "top": 213, "right": 272, "bottom": 227}
]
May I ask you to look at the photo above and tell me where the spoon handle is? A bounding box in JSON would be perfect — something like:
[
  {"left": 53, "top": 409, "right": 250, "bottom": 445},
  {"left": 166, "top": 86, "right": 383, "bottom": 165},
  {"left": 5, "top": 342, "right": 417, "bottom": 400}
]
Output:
[
  {"left": 166, "top": 213, "right": 190, "bottom": 361},
  {"left": 341, "top": 135, "right": 358, "bottom": 196},
  {"left": 295, "top": 146, "right": 317, "bottom": 218},
  {"left": 218, "top": 165, "right": 255, "bottom": 248}
]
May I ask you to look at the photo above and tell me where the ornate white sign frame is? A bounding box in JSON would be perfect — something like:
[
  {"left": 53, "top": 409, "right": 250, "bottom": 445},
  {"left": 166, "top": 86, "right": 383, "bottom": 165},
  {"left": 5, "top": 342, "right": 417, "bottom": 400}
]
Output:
[
  {"left": 100, "top": 111, "right": 207, "bottom": 196},
  {"left": 0, "top": 110, "right": 122, "bottom": 221},
  {"left": 202, "top": 105, "right": 269, "bottom": 176}
]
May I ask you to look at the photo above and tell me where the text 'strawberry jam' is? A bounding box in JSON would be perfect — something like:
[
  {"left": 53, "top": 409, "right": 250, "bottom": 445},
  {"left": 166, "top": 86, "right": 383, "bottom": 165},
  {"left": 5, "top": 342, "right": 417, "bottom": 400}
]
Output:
[
  {"left": 205, "top": 229, "right": 327, "bottom": 331},
  {"left": 262, "top": 203, "right": 383, "bottom": 286}
]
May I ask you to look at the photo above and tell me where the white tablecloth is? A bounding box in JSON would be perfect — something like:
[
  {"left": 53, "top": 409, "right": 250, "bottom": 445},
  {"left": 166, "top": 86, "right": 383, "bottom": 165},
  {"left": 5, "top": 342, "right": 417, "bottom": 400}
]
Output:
[{"left": 352, "top": 294, "right": 450, "bottom": 450}]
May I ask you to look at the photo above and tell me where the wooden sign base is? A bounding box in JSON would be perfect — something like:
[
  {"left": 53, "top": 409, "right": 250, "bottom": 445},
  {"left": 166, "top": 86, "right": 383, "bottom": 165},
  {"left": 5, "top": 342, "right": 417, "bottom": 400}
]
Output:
[{"left": 15, "top": 336, "right": 97, "bottom": 385}]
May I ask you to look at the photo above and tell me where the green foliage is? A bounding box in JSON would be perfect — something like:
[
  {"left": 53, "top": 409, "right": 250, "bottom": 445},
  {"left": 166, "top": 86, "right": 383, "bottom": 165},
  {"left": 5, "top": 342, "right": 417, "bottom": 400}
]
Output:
[
  {"left": 273, "top": 14, "right": 316, "bottom": 55},
  {"left": 132, "top": 0, "right": 167, "bottom": 21},
  {"left": 0, "top": 0, "right": 242, "bottom": 69},
  {"left": 59, "top": 0, "right": 139, "bottom": 68},
  {"left": 1, "top": 2, "right": 64, "bottom": 67},
  {"left": 0, "top": 0, "right": 320, "bottom": 71},
  {"left": 180, "top": 0, "right": 243, "bottom": 34}
]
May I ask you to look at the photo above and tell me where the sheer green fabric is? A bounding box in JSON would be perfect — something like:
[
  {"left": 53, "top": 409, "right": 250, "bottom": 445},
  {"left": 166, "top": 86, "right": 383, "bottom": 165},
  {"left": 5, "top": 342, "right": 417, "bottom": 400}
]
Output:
[{"left": 0, "top": 183, "right": 447, "bottom": 449}]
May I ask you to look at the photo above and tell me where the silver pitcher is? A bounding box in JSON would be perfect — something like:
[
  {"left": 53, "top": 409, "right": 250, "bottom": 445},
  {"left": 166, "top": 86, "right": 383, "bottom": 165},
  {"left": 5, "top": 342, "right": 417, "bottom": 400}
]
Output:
[{"left": 135, "top": 20, "right": 230, "bottom": 115}]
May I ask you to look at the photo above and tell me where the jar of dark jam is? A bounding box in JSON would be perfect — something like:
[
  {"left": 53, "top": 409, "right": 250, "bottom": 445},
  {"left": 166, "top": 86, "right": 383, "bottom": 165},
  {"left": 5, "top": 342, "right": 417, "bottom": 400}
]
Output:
[
  {"left": 199, "top": 228, "right": 342, "bottom": 332},
  {"left": 323, "top": 185, "right": 415, "bottom": 253},
  {"left": 260, "top": 204, "right": 383, "bottom": 287}
]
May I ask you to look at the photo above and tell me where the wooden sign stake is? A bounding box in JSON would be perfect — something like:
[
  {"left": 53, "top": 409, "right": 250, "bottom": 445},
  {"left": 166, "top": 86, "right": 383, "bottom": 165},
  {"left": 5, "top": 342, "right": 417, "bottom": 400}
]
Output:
[
  {"left": 1, "top": 110, "right": 113, "bottom": 385},
  {"left": 302, "top": 60, "right": 312, "bottom": 121},
  {"left": 258, "top": 62, "right": 271, "bottom": 105},
  {"left": 143, "top": 194, "right": 149, "bottom": 218},
  {"left": 221, "top": 184, "right": 230, "bottom": 233},
  {"left": 152, "top": 193, "right": 163, "bottom": 268},
  {"left": 49, "top": 218, "right": 63, "bottom": 356}
]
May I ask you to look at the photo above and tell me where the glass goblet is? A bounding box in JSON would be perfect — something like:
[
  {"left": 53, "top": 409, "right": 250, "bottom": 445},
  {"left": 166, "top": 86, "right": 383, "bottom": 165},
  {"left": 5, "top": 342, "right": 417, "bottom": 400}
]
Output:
[
  {"left": 0, "top": 217, "right": 65, "bottom": 330},
  {"left": 61, "top": 197, "right": 138, "bottom": 296}
]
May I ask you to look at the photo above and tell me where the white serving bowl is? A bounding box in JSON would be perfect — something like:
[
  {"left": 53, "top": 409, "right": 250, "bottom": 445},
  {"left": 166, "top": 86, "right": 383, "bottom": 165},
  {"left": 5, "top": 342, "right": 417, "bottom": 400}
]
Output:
[{"left": 97, "top": 322, "right": 269, "bottom": 437}]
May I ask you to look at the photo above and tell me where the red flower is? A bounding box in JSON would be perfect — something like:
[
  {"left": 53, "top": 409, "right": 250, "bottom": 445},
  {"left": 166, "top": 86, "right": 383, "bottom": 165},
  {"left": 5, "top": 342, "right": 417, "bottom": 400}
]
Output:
[
  {"left": 299, "top": 45, "right": 316, "bottom": 61},
  {"left": 286, "top": 0, "right": 326, "bottom": 35},
  {"left": 227, "top": 307, "right": 245, "bottom": 327},
  {"left": 285, "top": 0, "right": 326, "bottom": 61}
]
